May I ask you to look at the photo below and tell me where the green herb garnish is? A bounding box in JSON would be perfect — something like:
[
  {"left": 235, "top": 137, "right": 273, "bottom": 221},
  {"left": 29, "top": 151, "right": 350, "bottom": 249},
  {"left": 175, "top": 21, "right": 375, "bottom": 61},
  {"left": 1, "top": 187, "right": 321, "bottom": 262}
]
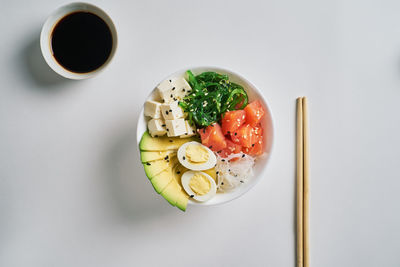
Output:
[{"left": 179, "top": 70, "right": 248, "bottom": 127}]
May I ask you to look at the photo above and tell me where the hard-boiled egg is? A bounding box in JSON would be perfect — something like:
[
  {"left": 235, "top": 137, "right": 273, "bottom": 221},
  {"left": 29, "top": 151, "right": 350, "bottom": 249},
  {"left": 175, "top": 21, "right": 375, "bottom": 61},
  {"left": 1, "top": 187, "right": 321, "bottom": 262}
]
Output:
[
  {"left": 177, "top": 141, "right": 217, "bottom": 171},
  {"left": 181, "top": 171, "right": 217, "bottom": 202}
]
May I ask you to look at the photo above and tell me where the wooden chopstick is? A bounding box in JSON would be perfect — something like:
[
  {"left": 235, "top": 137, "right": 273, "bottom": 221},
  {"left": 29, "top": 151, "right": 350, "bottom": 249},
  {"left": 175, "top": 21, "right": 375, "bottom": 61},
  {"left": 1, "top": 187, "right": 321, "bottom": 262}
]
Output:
[
  {"left": 296, "top": 98, "right": 304, "bottom": 267},
  {"left": 297, "top": 97, "right": 310, "bottom": 267},
  {"left": 303, "top": 97, "right": 310, "bottom": 267}
]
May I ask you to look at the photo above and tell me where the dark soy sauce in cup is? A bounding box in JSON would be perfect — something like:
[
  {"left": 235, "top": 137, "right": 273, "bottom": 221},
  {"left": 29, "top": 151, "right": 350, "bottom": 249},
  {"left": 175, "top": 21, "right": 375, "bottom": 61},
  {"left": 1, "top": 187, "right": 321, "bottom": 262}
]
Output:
[{"left": 51, "top": 12, "right": 113, "bottom": 73}]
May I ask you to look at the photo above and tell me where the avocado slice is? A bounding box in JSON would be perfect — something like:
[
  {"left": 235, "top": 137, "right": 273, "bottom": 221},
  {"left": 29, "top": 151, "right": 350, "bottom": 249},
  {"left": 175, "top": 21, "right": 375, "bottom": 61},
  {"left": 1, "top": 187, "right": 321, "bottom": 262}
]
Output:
[
  {"left": 176, "top": 191, "right": 189, "bottom": 212},
  {"left": 143, "top": 158, "right": 171, "bottom": 179},
  {"left": 171, "top": 165, "right": 182, "bottom": 190},
  {"left": 139, "top": 131, "right": 197, "bottom": 151},
  {"left": 140, "top": 151, "right": 176, "bottom": 163},
  {"left": 151, "top": 170, "right": 173, "bottom": 194},
  {"left": 160, "top": 180, "right": 181, "bottom": 206},
  {"left": 172, "top": 164, "right": 189, "bottom": 187}
]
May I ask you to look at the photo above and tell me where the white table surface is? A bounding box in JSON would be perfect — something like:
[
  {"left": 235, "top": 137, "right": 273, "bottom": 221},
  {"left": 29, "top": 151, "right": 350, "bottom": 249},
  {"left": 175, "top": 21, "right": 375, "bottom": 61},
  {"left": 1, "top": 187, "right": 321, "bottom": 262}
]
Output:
[{"left": 1, "top": 0, "right": 400, "bottom": 266}]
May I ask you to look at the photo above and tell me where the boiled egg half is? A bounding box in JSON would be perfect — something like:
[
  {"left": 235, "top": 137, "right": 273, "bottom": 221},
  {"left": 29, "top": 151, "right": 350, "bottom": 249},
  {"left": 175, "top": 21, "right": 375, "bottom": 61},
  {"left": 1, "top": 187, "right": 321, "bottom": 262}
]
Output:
[
  {"left": 181, "top": 171, "right": 217, "bottom": 202},
  {"left": 177, "top": 141, "right": 217, "bottom": 171}
]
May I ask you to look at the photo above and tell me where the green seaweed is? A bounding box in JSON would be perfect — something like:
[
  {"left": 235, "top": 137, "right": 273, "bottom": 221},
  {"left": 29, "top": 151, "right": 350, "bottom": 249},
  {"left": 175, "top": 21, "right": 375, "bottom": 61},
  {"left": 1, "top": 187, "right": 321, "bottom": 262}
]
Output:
[{"left": 179, "top": 70, "right": 248, "bottom": 128}]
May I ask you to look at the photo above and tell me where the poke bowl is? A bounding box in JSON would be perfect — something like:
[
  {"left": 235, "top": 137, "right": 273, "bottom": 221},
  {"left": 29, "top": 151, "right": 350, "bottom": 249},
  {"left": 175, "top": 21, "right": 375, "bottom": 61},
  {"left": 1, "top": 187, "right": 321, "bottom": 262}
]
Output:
[{"left": 136, "top": 66, "right": 273, "bottom": 211}]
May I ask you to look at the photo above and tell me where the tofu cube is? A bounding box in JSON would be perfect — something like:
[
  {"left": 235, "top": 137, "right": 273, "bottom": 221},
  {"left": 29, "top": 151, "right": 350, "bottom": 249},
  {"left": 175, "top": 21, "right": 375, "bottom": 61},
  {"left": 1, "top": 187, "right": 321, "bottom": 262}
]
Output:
[
  {"left": 144, "top": 100, "right": 162, "bottom": 118},
  {"left": 180, "top": 120, "right": 197, "bottom": 138},
  {"left": 172, "top": 78, "right": 192, "bottom": 100},
  {"left": 165, "top": 118, "right": 187, "bottom": 137},
  {"left": 157, "top": 79, "right": 175, "bottom": 104},
  {"left": 157, "top": 77, "right": 192, "bottom": 104},
  {"left": 161, "top": 101, "right": 184, "bottom": 120},
  {"left": 157, "top": 78, "right": 175, "bottom": 92},
  {"left": 148, "top": 118, "right": 167, "bottom": 137}
]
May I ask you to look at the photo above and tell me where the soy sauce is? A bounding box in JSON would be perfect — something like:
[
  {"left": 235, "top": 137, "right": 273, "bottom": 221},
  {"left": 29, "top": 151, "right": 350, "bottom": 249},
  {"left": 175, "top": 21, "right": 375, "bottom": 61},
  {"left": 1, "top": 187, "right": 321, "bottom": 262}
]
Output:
[{"left": 51, "top": 12, "right": 113, "bottom": 73}]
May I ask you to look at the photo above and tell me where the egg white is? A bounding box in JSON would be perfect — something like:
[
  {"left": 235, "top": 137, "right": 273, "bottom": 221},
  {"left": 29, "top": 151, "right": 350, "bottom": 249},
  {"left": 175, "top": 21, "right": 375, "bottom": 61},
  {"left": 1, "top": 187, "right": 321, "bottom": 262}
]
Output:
[
  {"left": 177, "top": 141, "right": 217, "bottom": 171},
  {"left": 181, "top": 171, "right": 217, "bottom": 202}
]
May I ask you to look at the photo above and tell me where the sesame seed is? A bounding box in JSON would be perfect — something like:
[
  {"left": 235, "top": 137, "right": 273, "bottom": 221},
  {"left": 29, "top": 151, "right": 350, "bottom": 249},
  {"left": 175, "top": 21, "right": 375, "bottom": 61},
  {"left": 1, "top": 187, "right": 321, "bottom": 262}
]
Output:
[
  {"left": 164, "top": 155, "right": 169, "bottom": 160},
  {"left": 221, "top": 159, "right": 225, "bottom": 162},
  {"left": 240, "top": 180, "right": 244, "bottom": 183},
  {"left": 162, "top": 124, "right": 166, "bottom": 127},
  {"left": 146, "top": 162, "right": 151, "bottom": 166},
  {"left": 217, "top": 150, "right": 222, "bottom": 153},
  {"left": 169, "top": 140, "right": 173, "bottom": 143},
  {"left": 216, "top": 171, "right": 219, "bottom": 174},
  {"left": 169, "top": 79, "right": 172, "bottom": 82},
  {"left": 252, "top": 144, "right": 255, "bottom": 147},
  {"left": 166, "top": 128, "right": 169, "bottom": 131},
  {"left": 190, "top": 195, "right": 194, "bottom": 198},
  {"left": 235, "top": 132, "right": 237, "bottom": 136},
  {"left": 166, "top": 111, "right": 169, "bottom": 115},
  {"left": 182, "top": 88, "right": 185, "bottom": 92},
  {"left": 177, "top": 171, "right": 181, "bottom": 174},
  {"left": 172, "top": 87, "right": 175, "bottom": 90},
  {"left": 242, "top": 154, "right": 245, "bottom": 158},
  {"left": 170, "top": 94, "right": 173, "bottom": 98},
  {"left": 169, "top": 109, "right": 172, "bottom": 112},
  {"left": 221, "top": 182, "right": 224, "bottom": 185},
  {"left": 209, "top": 146, "right": 213, "bottom": 149},
  {"left": 183, "top": 156, "right": 186, "bottom": 160}
]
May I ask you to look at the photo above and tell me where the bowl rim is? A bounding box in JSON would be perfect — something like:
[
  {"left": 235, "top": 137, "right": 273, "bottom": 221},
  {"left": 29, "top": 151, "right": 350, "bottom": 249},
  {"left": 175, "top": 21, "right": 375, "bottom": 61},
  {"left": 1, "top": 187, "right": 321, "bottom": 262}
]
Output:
[{"left": 136, "top": 66, "right": 274, "bottom": 207}]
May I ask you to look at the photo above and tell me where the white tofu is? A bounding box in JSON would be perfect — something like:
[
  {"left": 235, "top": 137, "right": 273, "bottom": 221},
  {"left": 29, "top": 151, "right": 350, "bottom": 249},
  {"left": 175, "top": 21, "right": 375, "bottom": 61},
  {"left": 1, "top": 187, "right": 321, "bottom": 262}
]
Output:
[
  {"left": 157, "top": 78, "right": 175, "bottom": 104},
  {"left": 171, "top": 78, "right": 192, "bottom": 101},
  {"left": 147, "top": 118, "right": 167, "bottom": 137},
  {"left": 157, "top": 77, "right": 192, "bottom": 103},
  {"left": 157, "top": 78, "right": 175, "bottom": 92},
  {"left": 144, "top": 100, "right": 162, "bottom": 118},
  {"left": 165, "top": 118, "right": 187, "bottom": 137},
  {"left": 180, "top": 120, "right": 197, "bottom": 138},
  {"left": 161, "top": 101, "right": 184, "bottom": 120}
]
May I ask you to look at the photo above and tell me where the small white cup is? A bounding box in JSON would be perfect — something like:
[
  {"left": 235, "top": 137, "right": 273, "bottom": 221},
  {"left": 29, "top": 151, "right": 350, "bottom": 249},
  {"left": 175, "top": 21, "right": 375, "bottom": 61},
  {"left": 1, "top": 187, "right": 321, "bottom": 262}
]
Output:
[{"left": 40, "top": 2, "right": 118, "bottom": 80}]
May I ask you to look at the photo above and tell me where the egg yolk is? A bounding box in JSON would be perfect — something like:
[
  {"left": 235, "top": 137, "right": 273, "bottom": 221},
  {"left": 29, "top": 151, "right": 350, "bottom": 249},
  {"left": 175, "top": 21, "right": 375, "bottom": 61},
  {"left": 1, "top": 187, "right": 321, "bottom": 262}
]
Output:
[
  {"left": 185, "top": 144, "right": 209, "bottom": 164},
  {"left": 189, "top": 173, "right": 211, "bottom": 196}
]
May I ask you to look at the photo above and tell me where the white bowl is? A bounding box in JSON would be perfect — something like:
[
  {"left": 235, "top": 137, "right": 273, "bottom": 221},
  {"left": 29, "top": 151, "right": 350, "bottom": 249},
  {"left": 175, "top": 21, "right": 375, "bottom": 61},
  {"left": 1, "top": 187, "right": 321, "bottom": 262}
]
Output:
[
  {"left": 136, "top": 66, "right": 274, "bottom": 206},
  {"left": 40, "top": 2, "right": 118, "bottom": 80}
]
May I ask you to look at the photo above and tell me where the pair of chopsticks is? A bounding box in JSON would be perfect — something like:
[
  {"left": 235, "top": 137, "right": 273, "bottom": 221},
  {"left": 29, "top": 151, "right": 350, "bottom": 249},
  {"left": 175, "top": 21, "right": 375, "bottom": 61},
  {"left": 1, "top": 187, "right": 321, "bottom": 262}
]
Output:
[{"left": 296, "top": 97, "right": 310, "bottom": 267}]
